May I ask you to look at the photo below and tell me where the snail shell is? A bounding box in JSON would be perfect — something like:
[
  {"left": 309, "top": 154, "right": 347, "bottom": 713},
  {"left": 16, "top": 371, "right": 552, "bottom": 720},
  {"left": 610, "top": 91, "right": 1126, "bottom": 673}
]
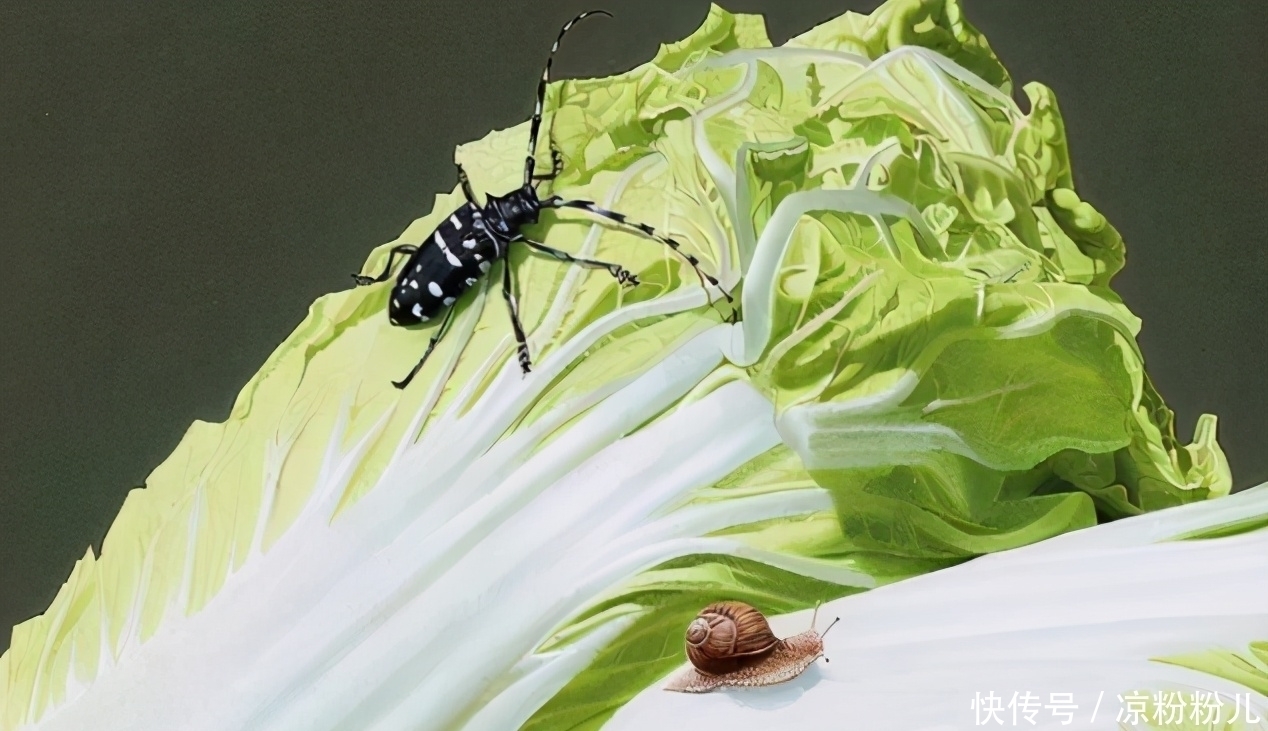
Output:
[
  {"left": 685, "top": 601, "right": 779, "bottom": 675},
  {"left": 666, "top": 601, "right": 827, "bottom": 693}
]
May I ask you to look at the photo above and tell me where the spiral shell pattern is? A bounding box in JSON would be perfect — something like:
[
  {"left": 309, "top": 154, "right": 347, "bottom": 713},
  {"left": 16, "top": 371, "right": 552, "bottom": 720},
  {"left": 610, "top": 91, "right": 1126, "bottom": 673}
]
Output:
[{"left": 684, "top": 601, "right": 779, "bottom": 675}]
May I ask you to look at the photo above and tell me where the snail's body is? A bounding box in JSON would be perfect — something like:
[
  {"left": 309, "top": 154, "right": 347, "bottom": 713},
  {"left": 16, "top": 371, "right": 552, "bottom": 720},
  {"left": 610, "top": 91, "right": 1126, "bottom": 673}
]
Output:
[
  {"left": 665, "top": 629, "right": 824, "bottom": 693},
  {"left": 664, "top": 601, "right": 833, "bottom": 694}
]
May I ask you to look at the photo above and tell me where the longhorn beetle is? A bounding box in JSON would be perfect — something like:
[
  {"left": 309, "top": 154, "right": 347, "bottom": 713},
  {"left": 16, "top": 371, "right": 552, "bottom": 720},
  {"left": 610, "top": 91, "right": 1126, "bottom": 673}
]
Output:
[{"left": 352, "top": 9, "right": 731, "bottom": 390}]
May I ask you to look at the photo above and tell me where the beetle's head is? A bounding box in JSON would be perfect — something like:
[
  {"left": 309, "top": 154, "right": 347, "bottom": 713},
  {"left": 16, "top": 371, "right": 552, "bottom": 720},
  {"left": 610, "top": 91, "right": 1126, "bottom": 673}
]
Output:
[{"left": 486, "top": 186, "right": 542, "bottom": 233}]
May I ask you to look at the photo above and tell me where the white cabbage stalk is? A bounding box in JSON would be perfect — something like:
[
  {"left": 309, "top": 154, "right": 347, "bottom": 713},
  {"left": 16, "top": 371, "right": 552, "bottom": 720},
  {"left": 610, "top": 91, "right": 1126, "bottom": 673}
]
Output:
[
  {"left": 0, "top": 3, "right": 1245, "bottom": 730},
  {"left": 7, "top": 329, "right": 807, "bottom": 731},
  {"left": 610, "top": 483, "right": 1268, "bottom": 731}
]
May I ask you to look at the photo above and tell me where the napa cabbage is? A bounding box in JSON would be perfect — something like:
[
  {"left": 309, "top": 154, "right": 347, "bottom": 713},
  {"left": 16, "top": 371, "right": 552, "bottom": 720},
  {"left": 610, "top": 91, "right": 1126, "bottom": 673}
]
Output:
[{"left": 0, "top": 1, "right": 1244, "bottom": 730}]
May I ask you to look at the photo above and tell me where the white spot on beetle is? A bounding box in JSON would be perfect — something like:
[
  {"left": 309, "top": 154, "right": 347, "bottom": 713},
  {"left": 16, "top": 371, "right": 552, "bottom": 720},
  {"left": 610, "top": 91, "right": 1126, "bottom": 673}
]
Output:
[
  {"left": 390, "top": 317, "right": 400, "bottom": 325},
  {"left": 428, "top": 281, "right": 442, "bottom": 297},
  {"left": 464, "top": 277, "right": 477, "bottom": 286},
  {"left": 412, "top": 303, "right": 423, "bottom": 318},
  {"left": 393, "top": 298, "right": 401, "bottom": 308},
  {"left": 462, "top": 238, "right": 476, "bottom": 249},
  {"left": 479, "top": 261, "right": 491, "bottom": 273},
  {"left": 408, "top": 280, "right": 418, "bottom": 290},
  {"left": 419, "top": 314, "right": 430, "bottom": 322},
  {"left": 449, "top": 214, "right": 462, "bottom": 229},
  {"left": 442, "top": 297, "right": 455, "bottom": 306},
  {"left": 434, "top": 230, "right": 462, "bottom": 266}
]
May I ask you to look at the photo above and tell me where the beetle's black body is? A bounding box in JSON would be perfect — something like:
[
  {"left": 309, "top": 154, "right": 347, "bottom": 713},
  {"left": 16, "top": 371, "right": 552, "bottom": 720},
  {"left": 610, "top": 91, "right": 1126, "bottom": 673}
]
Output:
[
  {"left": 383, "top": 190, "right": 540, "bottom": 328},
  {"left": 353, "top": 10, "right": 731, "bottom": 389}
]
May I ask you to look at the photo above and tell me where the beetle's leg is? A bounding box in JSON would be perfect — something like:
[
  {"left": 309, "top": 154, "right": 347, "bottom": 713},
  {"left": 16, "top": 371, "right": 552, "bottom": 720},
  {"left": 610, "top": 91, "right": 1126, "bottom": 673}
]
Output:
[
  {"left": 500, "top": 258, "right": 532, "bottom": 375},
  {"left": 516, "top": 237, "right": 638, "bottom": 287},
  {"left": 456, "top": 163, "right": 480, "bottom": 205},
  {"left": 352, "top": 244, "right": 418, "bottom": 286},
  {"left": 542, "top": 196, "right": 733, "bottom": 306},
  {"left": 531, "top": 145, "right": 564, "bottom": 182},
  {"left": 392, "top": 303, "right": 458, "bottom": 390}
]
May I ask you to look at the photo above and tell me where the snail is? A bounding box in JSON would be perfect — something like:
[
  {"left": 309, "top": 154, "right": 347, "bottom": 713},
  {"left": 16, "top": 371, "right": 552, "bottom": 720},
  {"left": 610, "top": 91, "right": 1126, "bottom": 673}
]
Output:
[{"left": 664, "top": 600, "right": 840, "bottom": 693}]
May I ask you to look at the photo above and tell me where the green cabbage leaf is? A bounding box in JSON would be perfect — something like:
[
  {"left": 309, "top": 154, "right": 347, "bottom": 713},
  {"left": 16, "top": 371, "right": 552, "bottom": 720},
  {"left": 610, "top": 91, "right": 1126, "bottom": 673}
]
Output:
[{"left": 0, "top": 1, "right": 1234, "bottom": 730}]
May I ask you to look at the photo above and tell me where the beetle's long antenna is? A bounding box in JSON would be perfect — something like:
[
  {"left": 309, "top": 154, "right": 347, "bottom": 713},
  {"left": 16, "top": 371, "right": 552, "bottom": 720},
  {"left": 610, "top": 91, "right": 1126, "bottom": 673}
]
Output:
[
  {"left": 542, "top": 196, "right": 734, "bottom": 317},
  {"left": 810, "top": 601, "right": 821, "bottom": 631},
  {"left": 525, "top": 10, "right": 612, "bottom": 187}
]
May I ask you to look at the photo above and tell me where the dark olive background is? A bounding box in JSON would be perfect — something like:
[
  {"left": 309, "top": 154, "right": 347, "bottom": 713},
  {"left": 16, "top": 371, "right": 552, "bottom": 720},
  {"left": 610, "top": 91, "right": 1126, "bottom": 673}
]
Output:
[{"left": 1, "top": 0, "right": 1265, "bottom": 651}]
